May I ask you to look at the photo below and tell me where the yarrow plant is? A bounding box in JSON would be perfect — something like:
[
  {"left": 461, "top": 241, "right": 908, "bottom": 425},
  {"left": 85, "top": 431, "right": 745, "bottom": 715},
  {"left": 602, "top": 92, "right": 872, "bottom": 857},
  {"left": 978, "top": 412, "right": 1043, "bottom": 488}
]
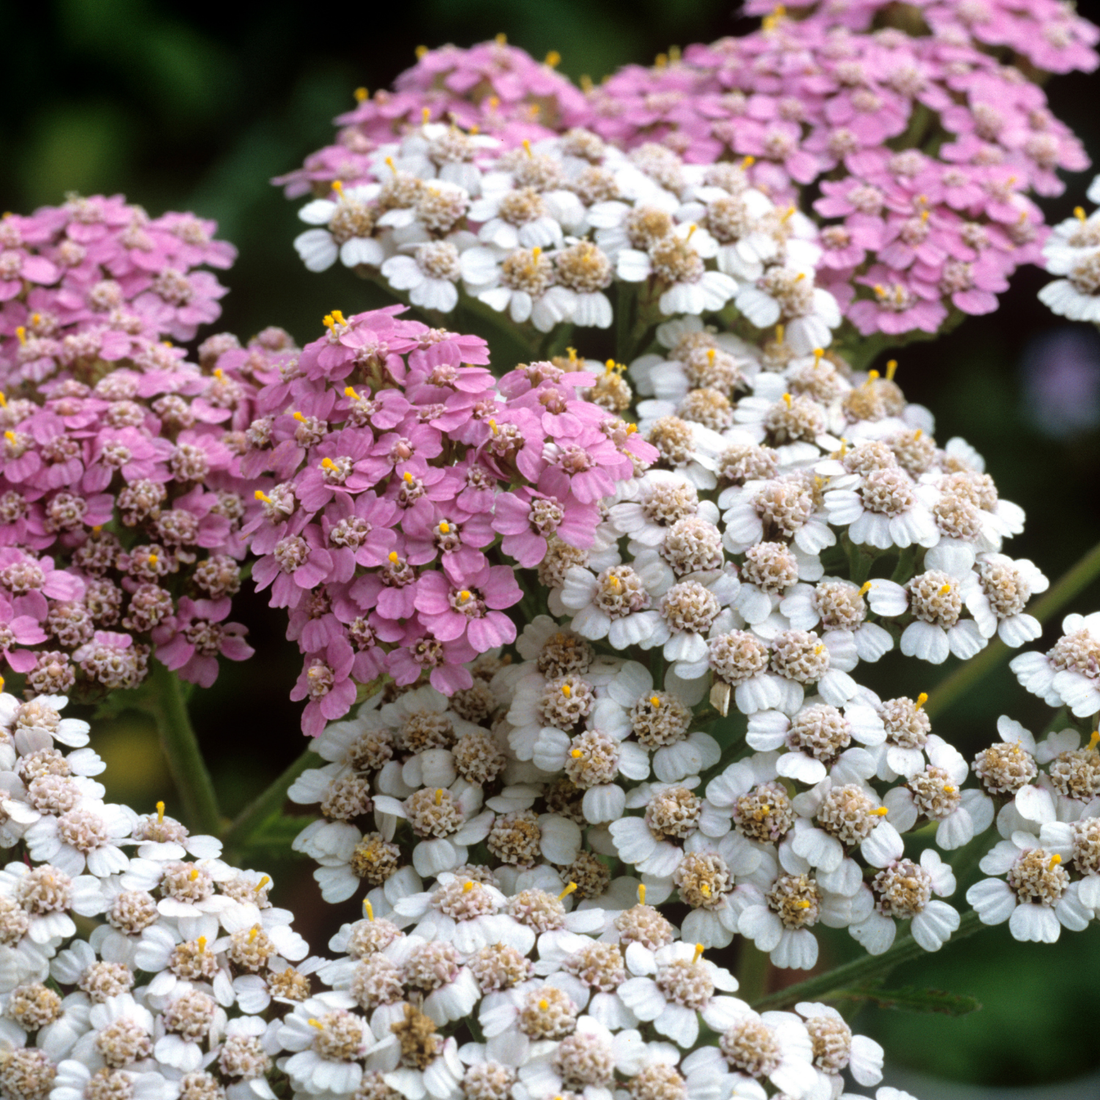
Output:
[{"left": 2, "top": 3, "right": 1100, "bottom": 1098}]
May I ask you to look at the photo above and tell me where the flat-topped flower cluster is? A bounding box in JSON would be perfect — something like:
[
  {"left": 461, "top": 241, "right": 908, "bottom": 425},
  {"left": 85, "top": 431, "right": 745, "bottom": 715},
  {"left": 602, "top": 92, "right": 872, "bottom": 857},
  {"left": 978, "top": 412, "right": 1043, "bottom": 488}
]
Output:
[
  {"left": 240, "top": 305, "right": 654, "bottom": 734},
  {"left": 277, "top": 0, "right": 1093, "bottom": 342}
]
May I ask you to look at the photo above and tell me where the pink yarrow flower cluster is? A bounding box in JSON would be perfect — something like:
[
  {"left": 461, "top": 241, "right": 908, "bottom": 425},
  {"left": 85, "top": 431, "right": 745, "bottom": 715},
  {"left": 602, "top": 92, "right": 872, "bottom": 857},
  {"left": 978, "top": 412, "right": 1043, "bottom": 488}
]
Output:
[
  {"left": 242, "top": 305, "right": 655, "bottom": 734},
  {"left": 0, "top": 196, "right": 293, "bottom": 696},
  {"left": 0, "top": 194, "right": 236, "bottom": 389},
  {"left": 273, "top": 37, "right": 588, "bottom": 199},
  {"left": 276, "top": 16, "right": 1093, "bottom": 344}
]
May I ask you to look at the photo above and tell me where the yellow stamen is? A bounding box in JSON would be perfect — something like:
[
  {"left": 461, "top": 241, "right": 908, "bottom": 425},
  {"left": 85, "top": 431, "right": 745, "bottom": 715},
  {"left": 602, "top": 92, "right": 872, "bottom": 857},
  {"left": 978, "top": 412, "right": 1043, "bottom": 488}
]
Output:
[
  {"left": 1049, "top": 853, "right": 1062, "bottom": 870},
  {"left": 655, "top": 52, "right": 668, "bottom": 68},
  {"left": 795, "top": 899, "right": 812, "bottom": 909},
  {"left": 939, "top": 583, "right": 951, "bottom": 596},
  {"left": 871, "top": 806, "right": 889, "bottom": 816},
  {"left": 608, "top": 575, "right": 621, "bottom": 590},
  {"left": 331, "top": 309, "right": 346, "bottom": 326},
  {"left": 570, "top": 748, "right": 583, "bottom": 758},
  {"left": 422, "top": 107, "right": 431, "bottom": 124},
  {"left": 693, "top": 943, "right": 704, "bottom": 963},
  {"left": 814, "top": 644, "right": 825, "bottom": 656},
  {"left": 886, "top": 359, "right": 898, "bottom": 380},
  {"left": 782, "top": 392, "right": 792, "bottom": 407},
  {"left": 438, "top": 521, "right": 450, "bottom": 535},
  {"left": 189, "top": 868, "right": 199, "bottom": 881},
  {"left": 638, "top": 884, "right": 646, "bottom": 905},
  {"left": 916, "top": 692, "right": 928, "bottom": 709},
  {"left": 415, "top": 44, "right": 428, "bottom": 59},
  {"left": 4, "top": 430, "right": 16, "bottom": 444},
  {"left": 148, "top": 554, "right": 158, "bottom": 566},
  {"left": 462, "top": 881, "right": 475, "bottom": 893},
  {"left": 321, "top": 457, "right": 337, "bottom": 470},
  {"left": 249, "top": 924, "right": 260, "bottom": 942},
  {"left": 538, "top": 998, "right": 549, "bottom": 1011},
  {"left": 385, "top": 156, "right": 398, "bottom": 175},
  {"left": 255, "top": 876, "right": 270, "bottom": 892},
  {"left": 1075, "top": 206, "right": 1087, "bottom": 222},
  {"left": 685, "top": 222, "right": 698, "bottom": 241},
  {"left": 156, "top": 801, "right": 165, "bottom": 823},
  {"left": 813, "top": 347, "right": 824, "bottom": 364},
  {"left": 354, "top": 86, "right": 369, "bottom": 101},
  {"left": 559, "top": 882, "right": 578, "bottom": 900},
  {"left": 866, "top": 369, "right": 880, "bottom": 383},
  {"left": 873, "top": 284, "right": 888, "bottom": 299},
  {"left": 545, "top": 50, "right": 561, "bottom": 67},
  {"left": 293, "top": 411, "right": 306, "bottom": 422},
  {"left": 495, "top": 32, "right": 507, "bottom": 45},
  {"left": 458, "top": 590, "right": 471, "bottom": 604},
  {"left": 331, "top": 180, "right": 344, "bottom": 197},
  {"left": 15, "top": 326, "right": 26, "bottom": 346},
  {"left": 435, "top": 788, "right": 444, "bottom": 806},
  {"left": 700, "top": 882, "right": 711, "bottom": 897},
  {"left": 742, "top": 155, "right": 755, "bottom": 168},
  {"left": 562, "top": 683, "right": 572, "bottom": 698},
  {"left": 0, "top": 392, "right": 6, "bottom": 407},
  {"left": 943, "top": 785, "right": 956, "bottom": 794},
  {"left": 403, "top": 471, "right": 414, "bottom": 483},
  {"left": 650, "top": 695, "right": 661, "bottom": 708},
  {"left": 255, "top": 489, "right": 271, "bottom": 503},
  {"left": 775, "top": 324, "right": 784, "bottom": 344},
  {"left": 388, "top": 551, "right": 399, "bottom": 564},
  {"left": 522, "top": 139, "right": 533, "bottom": 158},
  {"left": 363, "top": 899, "right": 374, "bottom": 920},
  {"left": 308, "top": 1018, "right": 324, "bottom": 1030},
  {"left": 859, "top": 581, "right": 872, "bottom": 596},
  {"left": 197, "top": 936, "right": 207, "bottom": 951},
  {"left": 1089, "top": 731, "right": 1100, "bottom": 751}
]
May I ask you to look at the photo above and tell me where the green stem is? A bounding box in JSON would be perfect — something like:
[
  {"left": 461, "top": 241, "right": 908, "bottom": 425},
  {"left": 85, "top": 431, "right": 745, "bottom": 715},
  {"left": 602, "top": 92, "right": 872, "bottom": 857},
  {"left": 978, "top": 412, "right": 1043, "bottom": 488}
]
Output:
[
  {"left": 219, "top": 747, "right": 315, "bottom": 861},
  {"left": 926, "top": 536, "right": 1100, "bottom": 719},
  {"left": 751, "top": 909, "right": 984, "bottom": 1011},
  {"left": 145, "top": 661, "right": 221, "bottom": 835}
]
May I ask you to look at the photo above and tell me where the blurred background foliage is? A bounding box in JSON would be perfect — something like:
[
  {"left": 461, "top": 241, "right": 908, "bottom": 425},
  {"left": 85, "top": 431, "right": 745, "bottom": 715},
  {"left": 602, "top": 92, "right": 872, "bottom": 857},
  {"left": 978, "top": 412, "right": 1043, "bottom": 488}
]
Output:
[{"left": 5, "top": 1, "right": 1100, "bottom": 1093}]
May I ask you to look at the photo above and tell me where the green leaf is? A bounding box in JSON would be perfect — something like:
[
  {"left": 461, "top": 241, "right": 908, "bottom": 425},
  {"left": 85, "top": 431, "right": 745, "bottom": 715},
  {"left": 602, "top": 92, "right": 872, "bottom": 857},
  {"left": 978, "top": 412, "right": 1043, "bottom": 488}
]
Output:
[
  {"left": 231, "top": 814, "right": 315, "bottom": 859},
  {"left": 832, "top": 985, "right": 982, "bottom": 1016}
]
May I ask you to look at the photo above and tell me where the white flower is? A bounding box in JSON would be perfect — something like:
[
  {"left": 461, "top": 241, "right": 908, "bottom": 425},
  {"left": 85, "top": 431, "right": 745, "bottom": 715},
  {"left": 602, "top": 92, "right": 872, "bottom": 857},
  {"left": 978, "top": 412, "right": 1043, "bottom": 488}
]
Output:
[
  {"left": 372, "top": 782, "right": 493, "bottom": 877},
  {"left": 558, "top": 562, "right": 665, "bottom": 649},
  {"left": 688, "top": 1009, "right": 817, "bottom": 1096},
  {"left": 381, "top": 236, "right": 498, "bottom": 312},
  {"left": 850, "top": 836, "right": 959, "bottom": 955},
  {"left": 965, "top": 553, "right": 1047, "bottom": 646},
  {"left": 967, "top": 835, "right": 1092, "bottom": 942},
  {"left": 794, "top": 1001, "right": 883, "bottom": 1093},
  {"left": 68, "top": 992, "right": 156, "bottom": 1071},
  {"left": 294, "top": 183, "right": 386, "bottom": 272},
  {"left": 51, "top": 1061, "right": 173, "bottom": 1100},
  {"left": 618, "top": 940, "right": 747, "bottom": 1047},
  {"left": 824, "top": 469, "right": 939, "bottom": 551},
  {"left": 883, "top": 738, "right": 993, "bottom": 849},
  {"left": 779, "top": 578, "right": 893, "bottom": 667},
  {"left": 277, "top": 994, "right": 374, "bottom": 1095},
  {"left": 867, "top": 571, "right": 986, "bottom": 665},
  {"left": 747, "top": 699, "right": 884, "bottom": 787},
  {"left": 1039, "top": 248, "right": 1100, "bottom": 322},
  {"left": 23, "top": 799, "right": 132, "bottom": 877}
]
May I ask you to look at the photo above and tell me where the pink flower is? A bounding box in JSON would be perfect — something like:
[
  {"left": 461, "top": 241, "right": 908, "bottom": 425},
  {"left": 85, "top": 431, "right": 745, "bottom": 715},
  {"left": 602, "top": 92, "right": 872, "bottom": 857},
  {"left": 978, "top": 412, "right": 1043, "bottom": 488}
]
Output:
[
  {"left": 152, "top": 597, "right": 253, "bottom": 688},
  {"left": 413, "top": 565, "right": 521, "bottom": 652}
]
